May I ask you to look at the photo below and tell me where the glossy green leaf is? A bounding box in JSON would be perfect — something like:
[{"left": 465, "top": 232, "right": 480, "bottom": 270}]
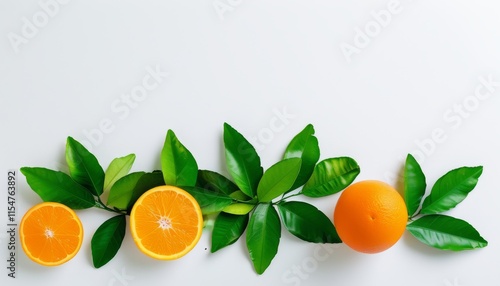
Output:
[
  {"left": 229, "top": 190, "right": 252, "bottom": 201},
  {"left": 126, "top": 171, "right": 165, "bottom": 211},
  {"left": 66, "top": 136, "right": 105, "bottom": 196},
  {"left": 183, "top": 186, "right": 233, "bottom": 215},
  {"left": 223, "top": 123, "right": 263, "bottom": 198},
  {"left": 223, "top": 203, "right": 255, "bottom": 215},
  {"left": 211, "top": 212, "right": 249, "bottom": 253},
  {"left": 283, "top": 124, "right": 320, "bottom": 191},
  {"left": 161, "top": 130, "right": 198, "bottom": 186},
  {"left": 91, "top": 215, "right": 126, "bottom": 268},
  {"left": 420, "top": 166, "right": 483, "bottom": 214},
  {"left": 103, "top": 154, "right": 136, "bottom": 193},
  {"left": 107, "top": 172, "right": 145, "bottom": 210},
  {"left": 302, "top": 157, "right": 360, "bottom": 198},
  {"left": 257, "top": 158, "right": 301, "bottom": 202},
  {"left": 20, "top": 167, "right": 95, "bottom": 209},
  {"left": 404, "top": 154, "right": 426, "bottom": 217},
  {"left": 407, "top": 214, "right": 488, "bottom": 251},
  {"left": 277, "top": 201, "right": 341, "bottom": 243},
  {"left": 246, "top": 204, "right": 281, "bottom": 275},
  {"left": 196, "top": 170, "right": 239, "bottom": 196}
]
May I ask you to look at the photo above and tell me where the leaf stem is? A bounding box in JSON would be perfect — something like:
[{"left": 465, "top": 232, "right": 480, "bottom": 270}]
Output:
[
  {"left": 279, "top": 192, "right": 302, "bottom": 202},
  {"left": 94, "top": 196, "right": 127, "bottom": 215},
  {"left": 409, "top": 211, "right": 422, "bottom": 222},
  {"left": 232, "top": 198, "right": 259, "bottom": 204}
]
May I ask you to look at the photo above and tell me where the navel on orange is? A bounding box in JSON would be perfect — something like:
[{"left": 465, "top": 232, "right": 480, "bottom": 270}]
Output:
[
  {"left": 130, "top": 185, "right": 203, "bottom": 260},
  {"left": 20, "top": 202, "right": 84, "bottom": 266},
  {"left": 334, "top": 180, "right": 407, "bottom": 254}
]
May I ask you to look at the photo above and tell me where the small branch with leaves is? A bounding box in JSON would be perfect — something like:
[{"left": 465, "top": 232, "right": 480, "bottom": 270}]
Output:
[{"left": 19, "top": 123, "right": 488, "bottom": 273}]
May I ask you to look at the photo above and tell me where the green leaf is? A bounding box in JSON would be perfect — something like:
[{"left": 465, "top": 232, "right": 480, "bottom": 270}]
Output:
[
  {"left": 223, "top": 123, "right": 263, "bottom": 198},
  {"left": 126, "top": 171, "right": 165, "bottom": 211},
  {"left": 196, "top": 170, "right": 239, "bottom": 195},
  {"left": 107, "top": 172, "right": 145, "bottom": 210},
  {"left": 302, "top": 157, "right": 360, "bottom": 198},
  {"left": 229, "top": 190, "right": 252, "bottom": 201},
  {"left": 277, "top": 201, "right": 341, "bottom": 243},
  {"left": 246, "top": 204, "right": 281, "bottom": 275},
  {"left": 257, "top": 158, "right": 302, "bottom": 202},
  {"left": 283, "top": 124, "right": 320, "bottom": 191},
  {"left": 103, "top": 154, "right": 136, "bottom": 193},
  {"left": 161, "top": 130, "right": 198, "bottom": 186},
  {"left": 211, "top": 212, "right": 249, "bottom": 253},
  {"left": 407, "top": 214, "right": 488, "bottom": 251},
  {"left": 20, "top": 167, "right": 95, "bottom": 209},
  {"left": 223, "top": 203, "right": 255, "bottom": 215},
  {"left": 420, "top": 166, "right": 483, "bottom": 214},
  {"left": 91, "top": 215, "right": 126, "bottom": 268},
  {"left": 66, "top": 136, "right": 105, "bottom": 196},
  {"left": 182, "top": 186, "right": 233, "bottom": 215},
  {"left": 404, "top": 154, "right": 426, "bottom": 217}
]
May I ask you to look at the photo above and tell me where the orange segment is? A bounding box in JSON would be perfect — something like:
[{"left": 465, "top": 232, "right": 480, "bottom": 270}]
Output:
[
  {"left": 20, "top": 202, "right": 83, "bottom": 266},
  {"left": 130, "top": 185, "right": 203, "bottom": 260}
]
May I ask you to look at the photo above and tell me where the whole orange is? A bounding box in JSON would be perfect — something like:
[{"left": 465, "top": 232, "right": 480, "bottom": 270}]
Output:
[{"left": 333, "top": 180, "right": 407, "bottom": 254}]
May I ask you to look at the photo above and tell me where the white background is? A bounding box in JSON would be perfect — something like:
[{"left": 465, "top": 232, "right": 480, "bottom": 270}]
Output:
[{"left": 1, "top": 1, "right": 500, "bottom": 285}]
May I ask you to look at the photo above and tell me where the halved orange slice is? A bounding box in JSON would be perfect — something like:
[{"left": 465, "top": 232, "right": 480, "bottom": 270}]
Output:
[
  {"left": 20, "top": 202, "right": 84, "bottom": 266},
  {"left": 130, "top": 185, "right": 203, "bottom": 260}
]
